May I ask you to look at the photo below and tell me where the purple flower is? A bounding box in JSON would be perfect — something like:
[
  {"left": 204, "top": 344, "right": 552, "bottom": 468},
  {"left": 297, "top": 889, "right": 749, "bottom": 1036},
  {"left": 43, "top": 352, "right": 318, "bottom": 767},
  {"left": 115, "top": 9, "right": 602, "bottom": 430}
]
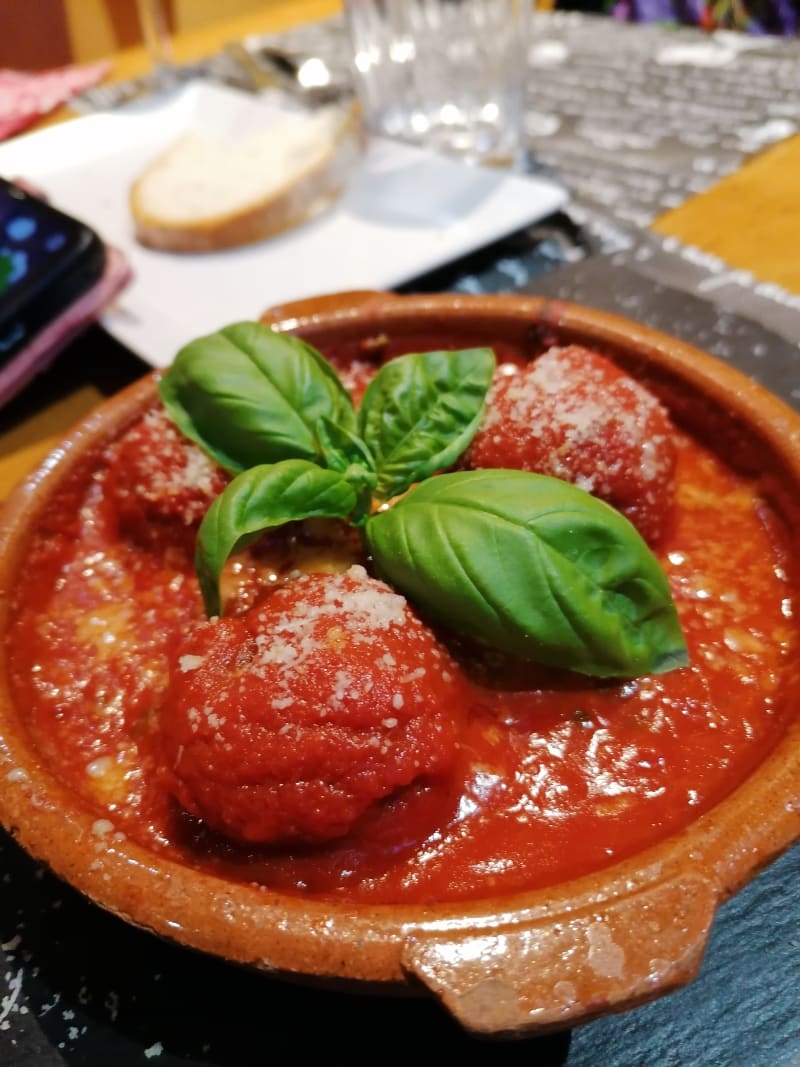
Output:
[
  {"left": 631, "top": 0, "right": 682, "bottom": 18},
  {"left": 768, "top": 0, "right": 797, "bottom": 33},
  {"left": 675, "top": 0, "right": 708, "bottom": 22},
  {"left": 605, "top": 0, "right": 800, "bottom": 33}
]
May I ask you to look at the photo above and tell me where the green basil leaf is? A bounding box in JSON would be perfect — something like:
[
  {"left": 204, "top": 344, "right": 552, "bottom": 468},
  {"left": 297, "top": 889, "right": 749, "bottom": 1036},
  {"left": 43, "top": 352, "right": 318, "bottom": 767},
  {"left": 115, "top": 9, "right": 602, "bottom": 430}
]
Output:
[
  {"left": 315, "top": 415, "right": 376, "bottom": 476},
  {"left": 357, "top": 348, "right": 496, "bottom": 501},
  {"left": 159, "top": 322, "right": 356, "bottom": 473},
  {"left": 314, "top": 417, "right": 377, "bottom": 523},
  {"left": 365, "top": 469, "right": 688, "bottom": 678},
  {"left": 196, "top": 459, "right": 357, "bottom": 617}
]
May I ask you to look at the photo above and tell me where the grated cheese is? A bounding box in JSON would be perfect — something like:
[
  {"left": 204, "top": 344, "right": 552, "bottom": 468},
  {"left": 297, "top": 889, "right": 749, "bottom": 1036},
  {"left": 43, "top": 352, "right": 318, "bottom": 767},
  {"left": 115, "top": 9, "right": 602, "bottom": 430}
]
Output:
[{"left": 179, "top": 654, "right": 205, "bottom": 672}]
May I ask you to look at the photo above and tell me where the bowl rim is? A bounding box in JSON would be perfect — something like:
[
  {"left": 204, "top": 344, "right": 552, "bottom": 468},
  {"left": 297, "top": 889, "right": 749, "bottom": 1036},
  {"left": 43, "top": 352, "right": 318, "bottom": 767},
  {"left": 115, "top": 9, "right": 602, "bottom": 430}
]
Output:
[{"left": 1, "top": 291, "right": 798, "bottom": 1036}]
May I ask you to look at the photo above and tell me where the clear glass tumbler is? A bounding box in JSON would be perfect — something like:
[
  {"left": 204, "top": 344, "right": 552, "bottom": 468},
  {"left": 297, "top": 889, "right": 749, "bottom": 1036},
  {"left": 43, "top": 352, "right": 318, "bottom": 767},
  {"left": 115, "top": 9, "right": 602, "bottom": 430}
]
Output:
[
  {"left": 136, "top": 0, "right": 178, "bottom": 88},
  {"left": 344, "top": 0, "right": 531, "bottom": 168}
]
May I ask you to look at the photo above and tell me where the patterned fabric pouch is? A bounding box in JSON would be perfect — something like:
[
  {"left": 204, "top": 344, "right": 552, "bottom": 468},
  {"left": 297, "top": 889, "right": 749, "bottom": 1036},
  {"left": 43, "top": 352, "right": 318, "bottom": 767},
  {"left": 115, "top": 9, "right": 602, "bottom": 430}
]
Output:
[{"left": 0, "top": 61, "right": 110, "bottom": 141}]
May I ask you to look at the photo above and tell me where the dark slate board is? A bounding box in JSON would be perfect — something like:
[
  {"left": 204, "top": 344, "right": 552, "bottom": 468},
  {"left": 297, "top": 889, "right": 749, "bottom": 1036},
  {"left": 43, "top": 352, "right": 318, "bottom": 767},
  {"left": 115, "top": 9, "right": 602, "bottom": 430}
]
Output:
[
  {"left": 528, "top": 257, "right": 800, "bottom": 409},
  {"left": 1, "top": 258, "right": 798, "bottom": 1066}
]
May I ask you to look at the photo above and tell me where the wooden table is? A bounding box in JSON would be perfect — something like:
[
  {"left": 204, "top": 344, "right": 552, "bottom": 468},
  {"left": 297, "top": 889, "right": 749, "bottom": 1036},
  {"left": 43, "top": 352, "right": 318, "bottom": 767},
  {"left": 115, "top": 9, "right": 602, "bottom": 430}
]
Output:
[{"left": 654, "top": 133, "right": 800, "bottom": 295}]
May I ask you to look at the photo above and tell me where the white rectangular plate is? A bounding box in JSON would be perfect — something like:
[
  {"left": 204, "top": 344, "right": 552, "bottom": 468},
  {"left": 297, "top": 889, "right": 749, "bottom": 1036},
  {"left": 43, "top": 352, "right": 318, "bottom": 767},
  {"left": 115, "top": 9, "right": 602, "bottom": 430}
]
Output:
[{"left": 0, "top": 83, "right": 567, "bottom": 368}]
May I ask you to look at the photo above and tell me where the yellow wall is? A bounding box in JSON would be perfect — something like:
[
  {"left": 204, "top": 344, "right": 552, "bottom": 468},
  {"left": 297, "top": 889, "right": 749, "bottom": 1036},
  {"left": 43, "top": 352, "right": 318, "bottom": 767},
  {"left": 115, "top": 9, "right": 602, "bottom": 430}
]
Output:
[
  {"left": 64, "top": 0, "right": 125, "bottom": 62},
  {"left": 65, "top": 0, "right": 291, "bottom": 63},
  {"left": 174, "top": 0, "right": 270, "bottom": 31}
]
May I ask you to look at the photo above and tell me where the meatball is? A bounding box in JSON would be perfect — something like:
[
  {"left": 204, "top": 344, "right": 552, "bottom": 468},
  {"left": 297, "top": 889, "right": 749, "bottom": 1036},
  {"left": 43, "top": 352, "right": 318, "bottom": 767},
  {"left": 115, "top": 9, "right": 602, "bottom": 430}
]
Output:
[
  {"left": 104, "top": 406, "right": 228, "bottom": 551},
  {"left": 158, "top": 565, "right": 466, "bottom": 844},
  {"left": 467, "top": 345, "right": 676, "bottom": 543}
]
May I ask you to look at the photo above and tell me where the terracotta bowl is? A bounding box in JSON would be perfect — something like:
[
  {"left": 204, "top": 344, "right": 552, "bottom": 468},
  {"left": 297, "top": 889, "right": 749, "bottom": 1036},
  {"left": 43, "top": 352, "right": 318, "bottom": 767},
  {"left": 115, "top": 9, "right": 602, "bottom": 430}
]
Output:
[{"left": 1, "top": 291, "right": 799, "bottom": 1038}]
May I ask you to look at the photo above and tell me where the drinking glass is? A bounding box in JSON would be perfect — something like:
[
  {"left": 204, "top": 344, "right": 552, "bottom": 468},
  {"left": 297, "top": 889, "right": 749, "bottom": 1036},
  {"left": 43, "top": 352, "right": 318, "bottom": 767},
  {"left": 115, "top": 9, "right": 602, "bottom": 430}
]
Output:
[
  {"left": 344, "top": 0, "right": 531, "bottom": 168},
  {"left": 136, "top": 0, "right": 178, "bottom": 88}
]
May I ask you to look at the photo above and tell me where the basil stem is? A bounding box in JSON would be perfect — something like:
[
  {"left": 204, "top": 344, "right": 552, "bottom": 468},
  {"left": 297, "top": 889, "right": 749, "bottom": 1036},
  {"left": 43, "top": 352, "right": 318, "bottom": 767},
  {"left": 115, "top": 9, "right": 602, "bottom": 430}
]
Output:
[
  {"left": 365, "top": 469, "right": 688, "bottom": 678},
  {"left": 196, "top": 459, "right": 357, "bottom": 617},
  {"left": 358, "top": 348, "right": 496, "bottom": 501},
  {"left": 159, "top": 322, "right": 356, "bottom": 473},
  {"left": 314, "top": 415, "right": 377, "bottom": 521},
  {"left": 314, "top": 415, "right": 375, "bottom": 475}
]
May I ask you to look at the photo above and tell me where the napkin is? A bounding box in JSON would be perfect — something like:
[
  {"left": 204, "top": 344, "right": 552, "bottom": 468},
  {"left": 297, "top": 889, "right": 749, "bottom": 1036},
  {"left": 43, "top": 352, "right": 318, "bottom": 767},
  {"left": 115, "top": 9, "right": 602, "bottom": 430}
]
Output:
[{"left": 0, "top": 60, "right": 111, "bottom": 141}]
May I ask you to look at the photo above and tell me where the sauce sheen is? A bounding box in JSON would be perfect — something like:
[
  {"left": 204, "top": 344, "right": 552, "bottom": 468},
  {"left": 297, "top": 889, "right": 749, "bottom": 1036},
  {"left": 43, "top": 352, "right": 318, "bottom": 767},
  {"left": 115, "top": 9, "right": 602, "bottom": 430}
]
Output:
[{"left": 6, "top": 412, "right": 797, "bottom": 905}]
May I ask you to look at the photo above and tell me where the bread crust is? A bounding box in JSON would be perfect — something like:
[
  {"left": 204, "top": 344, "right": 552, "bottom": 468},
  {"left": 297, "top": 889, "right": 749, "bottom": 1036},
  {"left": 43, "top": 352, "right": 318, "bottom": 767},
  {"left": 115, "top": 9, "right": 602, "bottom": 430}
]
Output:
[{"left": 131, "top": 101, "right": 363, "bottom": 253}]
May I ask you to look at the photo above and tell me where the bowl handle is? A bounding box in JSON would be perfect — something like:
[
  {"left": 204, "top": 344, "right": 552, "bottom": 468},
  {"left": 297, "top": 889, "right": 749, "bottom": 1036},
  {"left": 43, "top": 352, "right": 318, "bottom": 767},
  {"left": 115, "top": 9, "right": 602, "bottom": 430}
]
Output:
[{"left": 401, "top": 874, "right": 718, "bottom": 1036}]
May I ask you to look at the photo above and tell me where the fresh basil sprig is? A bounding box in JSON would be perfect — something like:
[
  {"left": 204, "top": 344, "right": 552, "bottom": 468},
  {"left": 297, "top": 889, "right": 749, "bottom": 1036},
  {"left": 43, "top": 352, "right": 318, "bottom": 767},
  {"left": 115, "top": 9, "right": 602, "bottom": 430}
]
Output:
[
  {"left": 160, "top": 322, "right": 494, "bottom": 508},
  {"left": 365, "top": 470, "right": 688, "bottom": 678},
  {"left": 167, "top": 322, "right": 688, "bottom": 677},
  {"left": 196, "top": 460, "right": 357, "bottom": 617}
]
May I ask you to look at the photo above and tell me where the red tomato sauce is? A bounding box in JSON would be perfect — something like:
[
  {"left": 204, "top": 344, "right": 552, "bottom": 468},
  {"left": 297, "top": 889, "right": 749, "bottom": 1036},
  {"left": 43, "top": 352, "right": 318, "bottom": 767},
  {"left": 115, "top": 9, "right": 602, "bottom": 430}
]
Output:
[{"left": 6, "top": 402, "right": 799, "bottom": 906}]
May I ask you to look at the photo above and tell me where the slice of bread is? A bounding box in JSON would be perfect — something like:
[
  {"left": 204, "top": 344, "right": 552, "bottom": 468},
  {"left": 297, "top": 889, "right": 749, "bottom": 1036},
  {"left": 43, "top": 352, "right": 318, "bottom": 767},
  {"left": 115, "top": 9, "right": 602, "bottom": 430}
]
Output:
[{"left": 131, "top": 101, "right": 363, "bottom": 253}]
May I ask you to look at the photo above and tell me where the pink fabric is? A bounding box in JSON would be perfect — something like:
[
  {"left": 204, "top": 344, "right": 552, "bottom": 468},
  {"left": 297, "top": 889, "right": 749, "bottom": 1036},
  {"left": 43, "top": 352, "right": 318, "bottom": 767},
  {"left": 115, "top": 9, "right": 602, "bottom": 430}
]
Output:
[{"left": 0, "top": 61, "right": 110, "bottom": 141}]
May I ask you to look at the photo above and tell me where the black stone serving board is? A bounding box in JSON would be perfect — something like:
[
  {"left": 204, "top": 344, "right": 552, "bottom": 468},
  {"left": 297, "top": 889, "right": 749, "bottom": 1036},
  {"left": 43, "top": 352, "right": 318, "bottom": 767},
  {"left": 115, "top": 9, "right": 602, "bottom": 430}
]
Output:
[{"left": 1, "top": 257, "right": 798, "bottom": 1067}]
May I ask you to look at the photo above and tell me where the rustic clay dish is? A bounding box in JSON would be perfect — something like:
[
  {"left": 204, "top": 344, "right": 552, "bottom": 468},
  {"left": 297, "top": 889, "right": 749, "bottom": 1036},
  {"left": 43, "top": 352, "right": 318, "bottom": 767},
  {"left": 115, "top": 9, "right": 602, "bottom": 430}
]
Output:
[{"left": 0, "top": 291, "right": 799, "bottom": 1038}]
